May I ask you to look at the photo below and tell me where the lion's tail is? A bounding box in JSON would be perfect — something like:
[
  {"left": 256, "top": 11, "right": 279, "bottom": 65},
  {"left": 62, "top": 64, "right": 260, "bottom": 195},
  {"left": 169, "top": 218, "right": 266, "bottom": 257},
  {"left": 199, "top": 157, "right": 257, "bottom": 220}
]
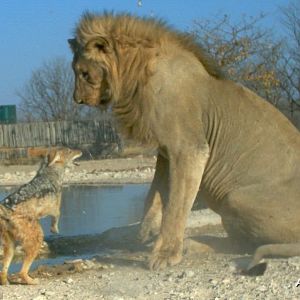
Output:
[{"left": 245, "top": 243, "right": 300, "bottom": 275}]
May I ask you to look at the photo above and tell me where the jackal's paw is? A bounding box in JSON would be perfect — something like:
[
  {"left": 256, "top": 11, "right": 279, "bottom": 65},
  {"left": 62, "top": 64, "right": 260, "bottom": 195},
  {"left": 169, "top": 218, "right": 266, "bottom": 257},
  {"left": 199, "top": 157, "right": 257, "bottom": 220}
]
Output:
[
  {"left": 0, "top": 273, "right": 9, "bottom": 285},
  {"left": 20, "top": 273, "right": 39, "bottom": 285},
  {"left": 149, "top": 236, "right": 183, "bottom": 270},
  {"left": 50, "top": 225, "right": 59, "bottom": 234}
]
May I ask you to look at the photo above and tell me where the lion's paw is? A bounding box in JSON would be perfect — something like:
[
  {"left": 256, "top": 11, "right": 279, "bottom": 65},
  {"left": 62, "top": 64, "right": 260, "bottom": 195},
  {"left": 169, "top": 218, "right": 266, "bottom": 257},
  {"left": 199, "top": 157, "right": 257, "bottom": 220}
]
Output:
[
  {"left": 149, "top": 236, "right": 183, "bottom": 270},
  {"left": 149, "top": 251, "right": 182, "bottom": 271}
]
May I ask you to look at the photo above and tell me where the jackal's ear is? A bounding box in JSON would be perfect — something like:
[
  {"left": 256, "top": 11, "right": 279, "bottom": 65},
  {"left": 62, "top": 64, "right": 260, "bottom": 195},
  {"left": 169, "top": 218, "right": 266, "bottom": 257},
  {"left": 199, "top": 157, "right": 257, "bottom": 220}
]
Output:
[{"left": 48, "top": 151, "right": 61, "bottom": 166}]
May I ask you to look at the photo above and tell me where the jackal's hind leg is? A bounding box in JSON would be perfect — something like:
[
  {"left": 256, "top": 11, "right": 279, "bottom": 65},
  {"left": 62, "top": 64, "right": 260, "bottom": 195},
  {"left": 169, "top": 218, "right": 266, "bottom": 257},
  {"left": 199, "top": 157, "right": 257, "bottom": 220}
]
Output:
[
  {"left": 19, "top": 221, "right": 43, "bottom": 285},
  {"left": 0, "top": 232, "right": 15, "bottom": 285}
]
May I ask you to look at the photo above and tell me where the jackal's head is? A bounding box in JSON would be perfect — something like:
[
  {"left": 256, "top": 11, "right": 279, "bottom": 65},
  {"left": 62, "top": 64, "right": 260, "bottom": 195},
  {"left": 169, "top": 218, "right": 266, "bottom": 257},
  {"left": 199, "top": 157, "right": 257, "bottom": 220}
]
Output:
[{"left": 48, "top": 148, "right": 82, "bottom": 168}]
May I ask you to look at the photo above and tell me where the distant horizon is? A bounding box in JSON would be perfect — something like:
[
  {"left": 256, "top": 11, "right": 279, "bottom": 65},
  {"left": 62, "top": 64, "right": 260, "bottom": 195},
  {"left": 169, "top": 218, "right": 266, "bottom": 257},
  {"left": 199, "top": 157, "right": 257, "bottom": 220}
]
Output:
[{"left": 0, "top": 0, "right": 291, "bottom": 107}]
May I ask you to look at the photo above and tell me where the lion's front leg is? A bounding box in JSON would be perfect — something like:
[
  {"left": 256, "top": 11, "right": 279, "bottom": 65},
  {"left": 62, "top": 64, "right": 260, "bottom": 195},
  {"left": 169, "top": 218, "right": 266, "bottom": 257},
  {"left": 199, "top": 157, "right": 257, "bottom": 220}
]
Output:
[
  {"left": 149, "top": 148, "right": 209, "bottom": 270},
  {"left": 140, "top": 153, "right": 169, "bottom": 243}
]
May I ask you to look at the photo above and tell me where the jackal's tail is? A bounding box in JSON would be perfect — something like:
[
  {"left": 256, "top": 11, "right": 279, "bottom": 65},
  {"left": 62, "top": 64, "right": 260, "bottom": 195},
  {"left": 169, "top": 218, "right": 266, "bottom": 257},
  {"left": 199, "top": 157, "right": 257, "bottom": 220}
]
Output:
[{"left": 245, "top": 243, "right": 300, "bottom": 276}]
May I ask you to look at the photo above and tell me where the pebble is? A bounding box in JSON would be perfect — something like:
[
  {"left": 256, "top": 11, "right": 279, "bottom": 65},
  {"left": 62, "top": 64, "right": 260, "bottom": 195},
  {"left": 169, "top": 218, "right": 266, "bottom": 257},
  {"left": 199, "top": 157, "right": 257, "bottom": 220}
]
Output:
[
  {"left": 83, "top": 260, "right": 95, "bottom": 269},
  {"left": 64, "top": 259, "right": 83, "bottom": 264},
  {"left": 63, "top": 278, "right": 74, "bottom": 284},
  {"left": 178, "top": 270, "right": 195, "bottom": 279},
  {"left": 257, "top": 285, "right": 268, "bottom": 292},
  {"left": 4, "top": 173, "right": 11, "bottom": 179},
  {"left": 185, "top": 270, "right": 195, "bottom": 278},
  {"left": 222, "top": 278, "right": 230, "bottom": 284},
  {"left": 32, "top": 296, "right": 45, "bottom": 300}
]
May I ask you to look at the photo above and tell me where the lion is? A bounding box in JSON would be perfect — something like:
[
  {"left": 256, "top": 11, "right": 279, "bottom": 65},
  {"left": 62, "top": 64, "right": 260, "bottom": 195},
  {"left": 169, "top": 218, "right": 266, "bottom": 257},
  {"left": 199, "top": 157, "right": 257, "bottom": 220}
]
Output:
[{"left": 68, "top": 12, "right": 300, "bottom": 273}]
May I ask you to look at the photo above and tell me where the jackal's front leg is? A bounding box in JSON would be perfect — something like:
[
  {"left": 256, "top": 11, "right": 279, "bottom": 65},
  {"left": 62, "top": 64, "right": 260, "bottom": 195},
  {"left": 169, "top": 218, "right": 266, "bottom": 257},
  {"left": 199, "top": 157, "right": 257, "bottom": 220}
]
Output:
[
  {"left": 50, "top": 216, "right": 59, "bottom": 234},
  {"left": 50, "top": 195, "right": 62, "bottom": 234}
]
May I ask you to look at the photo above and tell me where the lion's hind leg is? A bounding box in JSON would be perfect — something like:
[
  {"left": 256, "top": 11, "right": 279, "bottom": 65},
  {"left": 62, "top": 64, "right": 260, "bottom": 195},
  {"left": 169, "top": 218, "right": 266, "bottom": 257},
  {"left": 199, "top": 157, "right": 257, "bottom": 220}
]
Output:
[{"left": 220, "top": 185, "right": 300, "bottom": 275}]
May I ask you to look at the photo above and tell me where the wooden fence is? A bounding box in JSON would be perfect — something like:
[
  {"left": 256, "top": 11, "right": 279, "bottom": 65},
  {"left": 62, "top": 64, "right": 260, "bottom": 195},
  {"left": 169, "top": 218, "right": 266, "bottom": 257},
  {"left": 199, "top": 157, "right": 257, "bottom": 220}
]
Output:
[{"left": 0, "top": 119, "right": 121, "bottom": 161}]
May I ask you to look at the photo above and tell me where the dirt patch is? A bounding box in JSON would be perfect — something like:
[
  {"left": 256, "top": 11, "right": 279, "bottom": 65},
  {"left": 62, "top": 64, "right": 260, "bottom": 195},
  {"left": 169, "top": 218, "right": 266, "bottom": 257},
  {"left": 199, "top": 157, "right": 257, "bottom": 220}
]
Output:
[
  {"left": 1, "top": 157, "right": 300, "bottom": 299},
  {"left": 3, "top": 219, "right": 300, "bottom": 299}
]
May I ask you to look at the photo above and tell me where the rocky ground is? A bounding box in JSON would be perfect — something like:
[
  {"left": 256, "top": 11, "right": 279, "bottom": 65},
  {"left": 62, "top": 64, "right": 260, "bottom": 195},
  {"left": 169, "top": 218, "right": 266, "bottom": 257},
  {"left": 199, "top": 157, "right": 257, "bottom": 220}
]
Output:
[
  {"left": 0, "top": 157, "right": 300, "bottom": 300},
  {"left": 0, "top": 156, "right": 157, "bottom": 186}
]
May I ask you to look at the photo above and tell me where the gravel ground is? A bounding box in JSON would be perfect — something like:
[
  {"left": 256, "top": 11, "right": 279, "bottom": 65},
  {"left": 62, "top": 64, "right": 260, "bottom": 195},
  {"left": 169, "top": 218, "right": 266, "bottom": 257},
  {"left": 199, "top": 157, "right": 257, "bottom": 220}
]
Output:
[
  {"left": 0, "top": 157, "right": 300, "bottom": 299},
  {"left": 0, "top": 157, "right": 156, "bottom": 186}
]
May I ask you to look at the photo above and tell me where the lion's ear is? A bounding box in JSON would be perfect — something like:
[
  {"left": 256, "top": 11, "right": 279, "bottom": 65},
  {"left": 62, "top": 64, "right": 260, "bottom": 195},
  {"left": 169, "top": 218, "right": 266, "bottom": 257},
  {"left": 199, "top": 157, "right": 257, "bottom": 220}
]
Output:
[
  {"left": 68, "top": 38, "right": 79, "bottom": 53},
  {"left": 85, "top": 37, "right": 111, "bottom": 54}
]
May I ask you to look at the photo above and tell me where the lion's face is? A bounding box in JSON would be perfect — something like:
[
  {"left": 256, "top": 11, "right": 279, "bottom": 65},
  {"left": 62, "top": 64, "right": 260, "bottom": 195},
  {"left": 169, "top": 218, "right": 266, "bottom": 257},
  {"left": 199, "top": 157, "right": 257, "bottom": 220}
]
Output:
[{"left": 71, "top": 55, "right": 111, "bottom": 108}]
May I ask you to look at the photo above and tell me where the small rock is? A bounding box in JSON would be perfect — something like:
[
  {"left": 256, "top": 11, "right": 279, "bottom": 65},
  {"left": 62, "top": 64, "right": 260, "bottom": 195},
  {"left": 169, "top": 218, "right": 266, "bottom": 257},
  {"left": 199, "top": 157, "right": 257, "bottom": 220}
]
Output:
[
  {"left": 288, "top": 257, "right": 300, "bottom": 268},
  {"left": 4, "top": 173, "right": 11, "bottom": 179},
  {"left": 40, "top": 289, "right": 46, "bottom": 295},
  {"left": 222, "top": 278, "right": 230, "bottom": 284},
  {"left": 228, "top": 262, "right": 237, "bottom": 272},
  {"left": 83, "top": 260, "right": 95, "bottom": 269},
  {"left": 45, "top": 291, "right": 55, "bottom": 297},
  {"left": 32, "top": 296, "right": 45, "bottom": 300},
  {"left": 64, "top": 258, "right": 83, "bottom": 264},
  {"left": 185, "top": 270, "right": 195, "bottom": 278},
  {"left": 257, "top": 285, "right": 268, "bottom": 292},
  {"left": 63, "top": 278, "right": 74, "bottom": 284},
  {"left": 210, "top": 279, "right": 218, "bottom": 286}
]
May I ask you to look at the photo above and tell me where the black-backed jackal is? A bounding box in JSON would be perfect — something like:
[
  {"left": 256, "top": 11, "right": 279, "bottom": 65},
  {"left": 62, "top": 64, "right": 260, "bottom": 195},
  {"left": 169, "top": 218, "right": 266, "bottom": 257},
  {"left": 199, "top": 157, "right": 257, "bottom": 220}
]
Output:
[{"left": 0, "top": 148, "right": 82, "bottom": 285}]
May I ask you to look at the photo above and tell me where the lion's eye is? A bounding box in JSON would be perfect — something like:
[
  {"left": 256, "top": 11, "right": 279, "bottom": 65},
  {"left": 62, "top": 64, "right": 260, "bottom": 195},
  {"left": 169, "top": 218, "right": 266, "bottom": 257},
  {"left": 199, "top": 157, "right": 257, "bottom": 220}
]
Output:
[{"left": 81, "top": 71, "right": 90, "bottom": 81}]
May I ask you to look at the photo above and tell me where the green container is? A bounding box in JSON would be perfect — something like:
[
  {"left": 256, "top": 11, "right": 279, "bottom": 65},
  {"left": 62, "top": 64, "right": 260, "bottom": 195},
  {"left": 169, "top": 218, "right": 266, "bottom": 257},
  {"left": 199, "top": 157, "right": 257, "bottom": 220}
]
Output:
[{"left": 0, "top": 105, "right": 17, "bottom": 124}]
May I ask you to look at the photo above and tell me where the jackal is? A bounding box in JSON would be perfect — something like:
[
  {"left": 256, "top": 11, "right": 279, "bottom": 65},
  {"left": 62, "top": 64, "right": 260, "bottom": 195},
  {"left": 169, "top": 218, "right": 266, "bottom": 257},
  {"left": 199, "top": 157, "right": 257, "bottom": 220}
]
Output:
[{"left": 0, "top": 147, "right": 82, "bottom": 285}]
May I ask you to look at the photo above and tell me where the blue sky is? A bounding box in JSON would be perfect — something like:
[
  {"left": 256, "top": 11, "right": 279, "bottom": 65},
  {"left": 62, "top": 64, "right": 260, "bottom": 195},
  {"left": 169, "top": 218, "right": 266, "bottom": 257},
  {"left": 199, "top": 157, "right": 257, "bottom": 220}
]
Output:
[{"left": 0, "top": 0, "right": 291, "bottom": 106}]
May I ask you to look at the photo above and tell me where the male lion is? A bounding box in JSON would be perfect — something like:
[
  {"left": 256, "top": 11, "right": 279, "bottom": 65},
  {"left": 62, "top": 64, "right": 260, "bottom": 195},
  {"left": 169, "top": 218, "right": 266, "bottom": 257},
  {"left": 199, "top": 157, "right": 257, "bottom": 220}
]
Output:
[{"left": 69, "top": 12, "right": 300, "bottom": 272}]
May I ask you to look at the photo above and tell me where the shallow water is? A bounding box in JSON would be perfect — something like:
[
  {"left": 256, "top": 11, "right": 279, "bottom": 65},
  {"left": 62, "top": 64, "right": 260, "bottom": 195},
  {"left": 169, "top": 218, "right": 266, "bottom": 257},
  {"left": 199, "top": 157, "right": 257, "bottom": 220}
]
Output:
[
  {"left": 0, "top": 184, "right": 149, "bottom": 272},
  {"left": 0, "top": 184, "right": 149, "bottom": 237}
]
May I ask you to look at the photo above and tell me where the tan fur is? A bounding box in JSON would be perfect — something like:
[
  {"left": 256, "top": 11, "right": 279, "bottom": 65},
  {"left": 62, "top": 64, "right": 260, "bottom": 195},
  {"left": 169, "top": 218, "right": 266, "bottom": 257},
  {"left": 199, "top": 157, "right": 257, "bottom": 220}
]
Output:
[
  {"left": 69, "top": 12, "right": 300, "bottom": 272},
  {"left": 0, "top": 148, "right": 82, "bottom": 285}
]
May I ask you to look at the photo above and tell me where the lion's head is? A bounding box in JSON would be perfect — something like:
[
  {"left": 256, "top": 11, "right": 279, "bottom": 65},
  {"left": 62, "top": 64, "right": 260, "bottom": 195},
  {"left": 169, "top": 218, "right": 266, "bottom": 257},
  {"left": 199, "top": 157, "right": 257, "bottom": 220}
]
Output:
[
  {"left": 68, "top": 38, "right": 113, "bottom": 108},
  {"left": 68, "top": 12, "right": 223, "bottom": 142}
]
